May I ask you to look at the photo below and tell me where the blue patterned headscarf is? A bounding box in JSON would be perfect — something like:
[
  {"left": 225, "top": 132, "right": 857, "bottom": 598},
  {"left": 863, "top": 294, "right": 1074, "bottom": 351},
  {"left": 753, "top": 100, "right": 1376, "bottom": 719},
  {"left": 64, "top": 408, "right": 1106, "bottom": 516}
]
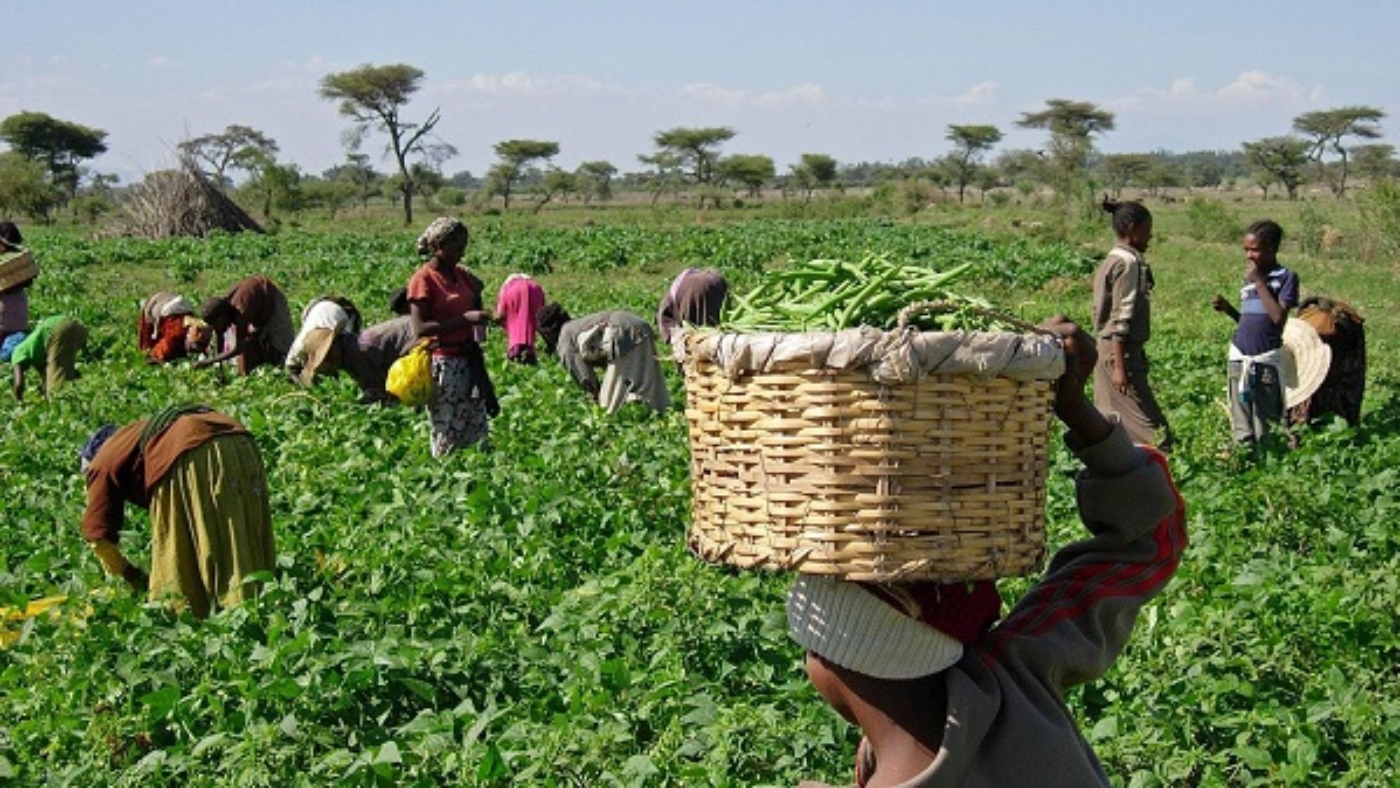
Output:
[
  {"left": 79, "top": 424, "right": 119, "bottom": 472},
  {"left": 0, "top": 331, "right": 25, "bottom": 362}
]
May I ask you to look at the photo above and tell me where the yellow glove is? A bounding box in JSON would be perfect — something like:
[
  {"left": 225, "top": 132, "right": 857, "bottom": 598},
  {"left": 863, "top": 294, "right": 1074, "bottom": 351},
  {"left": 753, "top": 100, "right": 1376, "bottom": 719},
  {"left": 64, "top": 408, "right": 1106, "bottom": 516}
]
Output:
[
  {"left": 90, "top": 539, "right": 130, "bottom": 576},
  {"left": 91, "top": 539, "right": 148, "bottom": 594}
]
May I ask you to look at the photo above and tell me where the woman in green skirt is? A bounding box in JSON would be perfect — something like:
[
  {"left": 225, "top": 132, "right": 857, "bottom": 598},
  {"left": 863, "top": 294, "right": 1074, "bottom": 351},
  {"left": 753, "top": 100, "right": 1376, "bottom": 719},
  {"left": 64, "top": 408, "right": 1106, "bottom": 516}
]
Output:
[{"left": 78, "top": 406, "right": 276, "bottom": 619}]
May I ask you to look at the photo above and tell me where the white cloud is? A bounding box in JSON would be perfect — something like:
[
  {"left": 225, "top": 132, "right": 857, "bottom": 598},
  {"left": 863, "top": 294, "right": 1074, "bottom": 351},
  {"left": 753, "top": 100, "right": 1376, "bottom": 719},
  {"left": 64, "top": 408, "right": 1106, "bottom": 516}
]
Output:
[
  {"left": 680, "top": 82, "right": 749, "bottom": 109},
  {"left": 1101, "top": 70, "right": 1331, "bottom": 152},
  {"left": 752, "top": 83, "right": 827, "bottom": 108},
  {"left": 147, "top": 55, "right": 180, "bottom": 71},
  {"left": 1113, "top": 70, "right": 1313, "bottom": 112},
  {"left": 1218, "top": 70, "right": 1309, "bottom": 103},
  {"left": 954, "top": 80, "right": 998, "bottom": 105},
  {"left": 443, "top": 72, "right": 607, "bottom": 98},
  {"left": 678, "top": 82, "right": 827, "bottom": 110}
]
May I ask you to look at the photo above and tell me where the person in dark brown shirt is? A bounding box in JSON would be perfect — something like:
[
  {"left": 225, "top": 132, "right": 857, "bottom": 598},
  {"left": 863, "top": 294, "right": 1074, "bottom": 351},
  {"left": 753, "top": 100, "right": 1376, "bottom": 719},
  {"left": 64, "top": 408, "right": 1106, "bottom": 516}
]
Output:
[
  {"left": 657, "top": 267, "right": 728, "bottom": 344},
  {"left": 195, "top": 275, "right": 295, "bottom": 375}
]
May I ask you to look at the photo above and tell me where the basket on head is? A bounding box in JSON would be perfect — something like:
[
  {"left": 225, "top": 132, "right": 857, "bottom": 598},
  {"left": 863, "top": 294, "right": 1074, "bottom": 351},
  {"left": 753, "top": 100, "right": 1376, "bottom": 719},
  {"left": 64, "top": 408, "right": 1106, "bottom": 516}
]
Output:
[
  {"left": 0, "top": 249, "right": 38, "bottom": 293},
  {"left": 677, "top": 303, "right": 1065, "bottom": 583}
]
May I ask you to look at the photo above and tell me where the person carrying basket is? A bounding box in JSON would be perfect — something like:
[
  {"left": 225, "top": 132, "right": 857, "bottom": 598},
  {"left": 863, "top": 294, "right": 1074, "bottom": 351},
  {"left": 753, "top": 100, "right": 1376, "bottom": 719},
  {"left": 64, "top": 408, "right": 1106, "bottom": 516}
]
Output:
[{"left": 790, "top": 317, "right": 1187, "bottom": 788}]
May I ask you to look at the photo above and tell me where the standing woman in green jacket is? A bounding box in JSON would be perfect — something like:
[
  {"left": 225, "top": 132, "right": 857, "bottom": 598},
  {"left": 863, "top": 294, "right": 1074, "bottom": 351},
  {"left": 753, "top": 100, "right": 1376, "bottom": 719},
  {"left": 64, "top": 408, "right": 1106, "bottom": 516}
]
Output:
[{"left": 1091, "top": 197, "right": 1174, "bottom": 453}]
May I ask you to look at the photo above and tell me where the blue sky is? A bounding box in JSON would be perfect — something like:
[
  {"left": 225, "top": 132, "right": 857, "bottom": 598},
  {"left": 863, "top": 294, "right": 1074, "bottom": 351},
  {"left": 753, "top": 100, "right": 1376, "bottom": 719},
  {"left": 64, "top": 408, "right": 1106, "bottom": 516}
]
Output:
[{"left": 3, "top": 1, "right": 1396, "bottom": 185}]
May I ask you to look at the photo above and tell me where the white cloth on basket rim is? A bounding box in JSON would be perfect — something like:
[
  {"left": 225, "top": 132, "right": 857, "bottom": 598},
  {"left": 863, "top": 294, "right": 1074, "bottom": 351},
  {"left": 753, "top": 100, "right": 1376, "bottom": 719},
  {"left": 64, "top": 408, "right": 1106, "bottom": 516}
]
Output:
[{"left": 676, "top": 326, "right": 1064, "bottom": 383}]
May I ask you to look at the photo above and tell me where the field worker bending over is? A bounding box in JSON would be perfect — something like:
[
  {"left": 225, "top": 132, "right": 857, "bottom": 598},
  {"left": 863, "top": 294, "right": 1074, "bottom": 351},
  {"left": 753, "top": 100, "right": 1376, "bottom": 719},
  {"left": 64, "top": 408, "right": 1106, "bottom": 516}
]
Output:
[
  {"left": 537, "top": 303, "right": 670, "bottom": 414},
  {"left": 138, "top": 291, "right": 211, "bottom": 364},
  {"left": 657, "top": 266, "right": 728, "bottom": 344},
  {"left": 406, "top": 217, "right": 497, "bottom": 457},
  {"left": 296, "top": 314, "right": 419, "bottom": 404},
  {"left": 196, "top": 275, "right": 295, "bottom": 376},
  {"left": 494, "top": 273, "right": 546, "bottom": 364},
  {"left": 284, "top": 295, "right": 362, "bottom": 383},
  {"left": 790, "top": 317, "right": 1187, "bottom": 788},
  {"left": 78, "top": 405, "right": 276, "bottom": 619},
  {"left": 8, "top": 314, "right": 88, "bottom": 400}
]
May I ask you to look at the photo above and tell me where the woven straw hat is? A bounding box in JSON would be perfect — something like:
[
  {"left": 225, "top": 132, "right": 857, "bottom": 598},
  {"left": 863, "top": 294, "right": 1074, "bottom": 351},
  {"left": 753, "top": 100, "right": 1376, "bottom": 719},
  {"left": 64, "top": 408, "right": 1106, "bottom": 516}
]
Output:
[
  {"left": 298, "top": 328, "right": 342, "bottom": 386},
  {"left": 1283, "top": 318, "right": 1332, "bottom": 409}
]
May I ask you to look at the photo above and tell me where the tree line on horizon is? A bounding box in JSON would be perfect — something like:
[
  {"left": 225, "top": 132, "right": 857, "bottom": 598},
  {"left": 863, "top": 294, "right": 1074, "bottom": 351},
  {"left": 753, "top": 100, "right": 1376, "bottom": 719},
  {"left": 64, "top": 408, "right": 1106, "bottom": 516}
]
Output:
[{"left": 0, "top": 62, "right": 1393, "bottom": 227}]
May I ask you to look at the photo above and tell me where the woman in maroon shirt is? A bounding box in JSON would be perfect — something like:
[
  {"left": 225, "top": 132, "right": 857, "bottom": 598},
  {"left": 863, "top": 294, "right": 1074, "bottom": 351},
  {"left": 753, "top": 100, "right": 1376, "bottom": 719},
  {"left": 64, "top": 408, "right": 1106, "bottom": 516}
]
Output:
[
  {"left": 406, "top": 217, "right": 495, "bottom": 457},
  {"left": 195, "top": 275, "right": 294, "bottom": 375}
]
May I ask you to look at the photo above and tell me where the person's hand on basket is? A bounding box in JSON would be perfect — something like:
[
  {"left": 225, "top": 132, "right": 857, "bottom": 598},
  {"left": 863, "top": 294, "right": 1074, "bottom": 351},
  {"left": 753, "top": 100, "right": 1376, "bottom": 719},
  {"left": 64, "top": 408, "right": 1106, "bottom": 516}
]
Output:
[{"left": 1039, "top": 315, "right": 1112, "bottom": 448}]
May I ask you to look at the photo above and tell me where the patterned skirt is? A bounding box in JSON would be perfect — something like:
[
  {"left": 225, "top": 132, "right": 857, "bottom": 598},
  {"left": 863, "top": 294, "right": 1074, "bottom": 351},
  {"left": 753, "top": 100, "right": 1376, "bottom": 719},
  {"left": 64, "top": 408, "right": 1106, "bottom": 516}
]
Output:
[{"left": 429, "top": 355, "right": 490, "bottom": 457}]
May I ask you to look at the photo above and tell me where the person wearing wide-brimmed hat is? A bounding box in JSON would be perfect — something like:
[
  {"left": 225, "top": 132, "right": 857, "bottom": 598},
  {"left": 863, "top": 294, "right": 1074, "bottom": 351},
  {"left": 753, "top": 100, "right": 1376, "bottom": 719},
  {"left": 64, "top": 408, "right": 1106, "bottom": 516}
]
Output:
[
  {"left": 790, "top": 317, "right": 1187, "bottom": 788},
  {"left": 284, "top": 295, "right": 362, "bottom": 383},
  {"left": 1288, "top": 294, "right": 1366, "bottom": 428},
  {"left": 195, "top": 275, "right": 295, "bottom": 376},
  {"left": 8, "top": 314, "right": 88, "bottom": 400},
  {"left": 297, "top": 313, "right": 419, "bottom": 405},
  {"left": 77, "top": 405, "right": 276, "bottom": 619}
]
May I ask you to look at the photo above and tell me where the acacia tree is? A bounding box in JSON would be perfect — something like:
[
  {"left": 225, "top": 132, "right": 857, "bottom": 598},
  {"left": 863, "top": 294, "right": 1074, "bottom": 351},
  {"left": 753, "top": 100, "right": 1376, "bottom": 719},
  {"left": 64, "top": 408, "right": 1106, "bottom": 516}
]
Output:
[
  {"left": 637, "top": 150, "right": 685, "bottom": 206},
  {"left": 484, "top": 140, "right": 560, "bottom": 210},
  {"left": 533, "top": 168, "right": 578, "bottom": 214},
  {"left": 943, "top": 124, "right": 1003, "bottom": 203},
  {"left": 650, "top": 126, "right": 735, "bottom": 206},
  {"left": 1243, "top": 136, "right": 1312, "bottom": 200},
  {"left": 1016, "top": 99, "right": 1114, "bottom": 204},
  {"left": 0, "top": 111, "right": 107, "bottom": 207},
  {"left": 238, "top": 151, "right": 303, "bottom": 222},
  {"left": 1350, "top": 143, "right": 1398, "bottom": 182},
  {"left": 0, "top": 152, "right": 62, "bottom": 221},
  {"left": 328, "top": 153, "right": 381, "bottom": 211},
  {"left": 178, "top": 125, "right": 279, "bottom": 190},
  {"left": 318, "top": 63, "right": 450, "bottom": 226},
  {"left": 716, "top": 154, "right": 775, "bottom": 198},
  {"left": 1292, "top": 106, "right": 1386, "bottom": 197},
  {"left": 790, "top": 153, "right": 838, "bottom": 202},
  {"left": 575, "top": 160, "right": 617, "bottom": 206},
  {"left": 1099, "top": 153, "right": 1154, "bottom": 198}
]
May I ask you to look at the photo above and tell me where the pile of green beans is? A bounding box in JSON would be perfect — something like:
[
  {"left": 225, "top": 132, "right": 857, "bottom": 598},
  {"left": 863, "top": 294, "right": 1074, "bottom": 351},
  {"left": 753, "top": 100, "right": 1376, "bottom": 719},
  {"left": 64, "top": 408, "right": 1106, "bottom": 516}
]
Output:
[{"left": 720, "top": 253, "right": 1013, "bottom": 331}]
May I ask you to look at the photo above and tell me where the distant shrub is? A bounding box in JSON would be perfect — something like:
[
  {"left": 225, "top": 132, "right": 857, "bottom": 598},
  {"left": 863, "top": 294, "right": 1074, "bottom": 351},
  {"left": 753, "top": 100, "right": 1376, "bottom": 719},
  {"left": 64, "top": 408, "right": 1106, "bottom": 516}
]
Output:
[
  {"left": 1296, "top": 201, "right": 1327, "bottom": 256},
  {"left": 1357, "top": 179, "right": 1400, "bottom": 261},
  {"left": 1183, "top": 198, "right": 1239, "bottom": 243},
  {"left": 434, "top": 187, "right": 466, "bottom": 208}
]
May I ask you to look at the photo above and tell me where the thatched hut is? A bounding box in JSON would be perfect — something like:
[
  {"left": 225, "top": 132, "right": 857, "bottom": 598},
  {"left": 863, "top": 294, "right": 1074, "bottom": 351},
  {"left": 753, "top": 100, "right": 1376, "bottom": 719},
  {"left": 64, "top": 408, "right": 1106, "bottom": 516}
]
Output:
[{"left": 102, "top": 165, "right": 263, "bottom": 239}]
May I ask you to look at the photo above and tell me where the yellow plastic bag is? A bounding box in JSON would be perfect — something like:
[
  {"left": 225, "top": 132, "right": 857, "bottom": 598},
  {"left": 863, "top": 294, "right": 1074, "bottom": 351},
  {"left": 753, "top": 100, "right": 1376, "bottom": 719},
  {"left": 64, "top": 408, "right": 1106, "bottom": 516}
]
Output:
[{"left": 386, "top": 339, "right": 434, "bottom": 406}]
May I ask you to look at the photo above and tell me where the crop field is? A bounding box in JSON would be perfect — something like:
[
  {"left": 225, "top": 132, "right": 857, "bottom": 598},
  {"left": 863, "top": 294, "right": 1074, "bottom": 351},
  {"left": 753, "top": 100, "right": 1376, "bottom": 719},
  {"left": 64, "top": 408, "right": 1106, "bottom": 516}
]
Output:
[{"left": 3, "top": 208, "right": 1399, "bottom": 786}]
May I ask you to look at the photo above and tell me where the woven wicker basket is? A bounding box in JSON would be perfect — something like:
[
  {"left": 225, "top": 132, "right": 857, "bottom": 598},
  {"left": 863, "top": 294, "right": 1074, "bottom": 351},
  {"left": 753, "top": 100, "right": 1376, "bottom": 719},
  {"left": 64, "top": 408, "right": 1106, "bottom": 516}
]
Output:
[
  {"left": 679, "top": 305, "right": 1064, "bottom": 582},
  {"left": 0, "top": 249, "right": 37, "bottom": 293}
]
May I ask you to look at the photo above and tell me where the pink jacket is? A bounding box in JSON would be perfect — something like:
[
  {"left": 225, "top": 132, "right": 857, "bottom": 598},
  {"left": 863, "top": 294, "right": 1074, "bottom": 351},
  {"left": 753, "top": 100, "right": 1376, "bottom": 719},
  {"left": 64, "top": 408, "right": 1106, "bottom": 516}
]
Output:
[{"left": 495, "top": 274, "right": 545, "bottom": 350}]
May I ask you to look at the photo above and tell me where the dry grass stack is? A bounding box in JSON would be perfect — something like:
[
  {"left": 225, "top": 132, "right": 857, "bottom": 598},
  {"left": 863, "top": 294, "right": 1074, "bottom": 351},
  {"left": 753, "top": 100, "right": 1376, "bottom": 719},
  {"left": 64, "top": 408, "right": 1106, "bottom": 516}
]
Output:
[
  {"left": 678, "top": 309, "right": 1065, "bottom": 583},
  {"left": 103, "top": 164, "right": 262, "bottom": 239}
]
